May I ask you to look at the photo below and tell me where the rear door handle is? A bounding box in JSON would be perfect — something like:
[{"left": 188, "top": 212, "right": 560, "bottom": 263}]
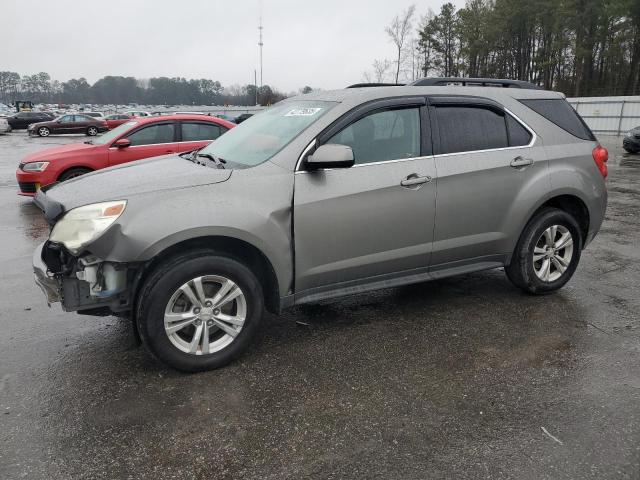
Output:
[
  {"left": 400, "top": 174, "right": 432, "bottom": 188},
  {"left": 510, "top": 156, "right": 534, "bottom": 168}
]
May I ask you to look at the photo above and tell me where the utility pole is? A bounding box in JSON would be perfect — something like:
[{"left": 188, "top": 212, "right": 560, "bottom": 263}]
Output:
[
  {"left": 258, "top": 1, "right": 264, "bottom": 90},
  {"left": 254, "top": 70, "right": 258, "bottom": 106}
]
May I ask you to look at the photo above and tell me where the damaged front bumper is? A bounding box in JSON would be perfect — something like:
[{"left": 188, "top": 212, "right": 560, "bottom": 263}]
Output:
[{"left": 33, "top": 241, "right": 138, "bottom": 316}]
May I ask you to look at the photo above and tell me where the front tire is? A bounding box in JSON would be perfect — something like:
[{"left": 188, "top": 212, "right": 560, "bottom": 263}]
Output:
[
  {"left": 86, "top": 126, "right": 98, "bottom": 136},
  {"left": 136, "top": 251, "right": 264, "bottom": 372},
  {"left": 58, "top": 167, "right": 91, "bottom": 182},
  {"left": 37, "top": 127, "right": 50, "bottom": 137},
  {"left": 506, "top": 208, "right": 582, "bottom": 294}
]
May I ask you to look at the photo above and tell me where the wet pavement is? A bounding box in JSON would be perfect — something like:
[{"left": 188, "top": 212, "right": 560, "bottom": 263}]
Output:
[{"left": 0, "top": 132, "right": 638, "bottom": 479}]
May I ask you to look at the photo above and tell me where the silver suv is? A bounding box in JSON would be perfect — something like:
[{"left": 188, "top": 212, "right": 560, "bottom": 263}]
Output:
[{"left": 33, "top": 79, "right": 608, "bottom": 372}]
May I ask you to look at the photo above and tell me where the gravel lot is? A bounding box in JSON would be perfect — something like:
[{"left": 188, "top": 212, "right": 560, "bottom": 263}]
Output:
[{"left": 0, "top": 132, "right": 638, "bottom": 479}]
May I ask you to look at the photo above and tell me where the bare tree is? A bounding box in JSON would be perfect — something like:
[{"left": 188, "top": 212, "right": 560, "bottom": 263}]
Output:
[
  {"left": 373, "top": 59, "right": 392, "bottom": 82},
  {"left": 385, "top": 5, "right": 416, "bottom": 83}
]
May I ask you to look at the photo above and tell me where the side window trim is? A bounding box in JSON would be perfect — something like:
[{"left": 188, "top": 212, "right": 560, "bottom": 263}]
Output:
[
  {"left": 429, "top": 98, "right": 536, "bottom": 156},
  {"left": 296, "top": 96, "right": 430, "bottom": 171},
  {"left": 117, "top": 121, "right": 177, "bottom": 147}
]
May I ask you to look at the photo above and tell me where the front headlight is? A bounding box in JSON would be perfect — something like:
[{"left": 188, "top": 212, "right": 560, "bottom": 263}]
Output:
[
  {"left": 50, "top": 200, "right": 127, "bottom": 254},
  {"left": 22, "top": 161, "right": 49, "bottom": 172}
]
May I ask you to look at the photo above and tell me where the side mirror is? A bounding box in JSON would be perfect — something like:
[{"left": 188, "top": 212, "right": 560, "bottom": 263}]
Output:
[
  {"left": 114, "top": 138, "right": 131, "bottom": 148},
  {"left": 306, "top": 144, "right": 355, "bottom": 170}
]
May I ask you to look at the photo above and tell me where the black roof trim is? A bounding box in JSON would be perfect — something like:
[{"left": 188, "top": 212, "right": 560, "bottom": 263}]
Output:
[
  {"left": 346, "top": 83, "right": 405, "bottom": 88},
  {"left": 409, "top": 77, "right": 543, "bottom": 90}
]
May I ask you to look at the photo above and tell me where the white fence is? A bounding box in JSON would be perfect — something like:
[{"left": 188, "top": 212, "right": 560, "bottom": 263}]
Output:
[{"left": 567, "top": 96, "right": 640, "bottom": 136}]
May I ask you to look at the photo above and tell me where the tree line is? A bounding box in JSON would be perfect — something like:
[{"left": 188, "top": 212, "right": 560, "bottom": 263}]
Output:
[
  {"left": 365, "top": 0, "right": 640, "bottom": 96},
  {"left": 0, "top": 71, "right": 304, "bottom": 106}
]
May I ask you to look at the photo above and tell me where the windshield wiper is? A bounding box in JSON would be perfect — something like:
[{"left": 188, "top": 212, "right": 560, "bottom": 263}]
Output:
[{"left": 197, "top": 153, "right": 227, "bottom": 169}]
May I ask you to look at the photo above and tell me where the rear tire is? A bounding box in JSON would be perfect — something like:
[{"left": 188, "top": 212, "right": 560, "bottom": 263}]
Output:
[
  {"left": 505, "top": 208, "right": 582, "bottom": 294},
  {"left": 86, "top": 126, "right": 98, "bottom": 136},
  {"left": 623, "top": 146, "right": 638, "bottom": 154},
  {"left": 58, "top": 167, "right": 91, "bottom": 182},
  {"left": 136, "top": 250, "right": 264, "bottom": 372}
]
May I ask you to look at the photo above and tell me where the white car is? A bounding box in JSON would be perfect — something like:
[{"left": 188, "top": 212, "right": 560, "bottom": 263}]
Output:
[
  {"left": 0, "top": 117, "right": 10, "bottom": 134},
  {"left": 83, "top": 112, "right": 105, "bottom": 119}
]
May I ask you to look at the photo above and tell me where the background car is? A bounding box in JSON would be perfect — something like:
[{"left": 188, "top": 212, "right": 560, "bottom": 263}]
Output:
[
  {"left": 124, "top": 110, "right": 151, "bottom": 117},
  {"left": 83, "top": 112, "right": 105, "bottom": 119},
  {"left": 0, "top": 117, "right": 10, "bottom": 134},
  {"left": 623, "top": 127, "right": 640, "bottom": 153},
  {"left": 16, "top": 114, "right": 235, "bottom": 195},
  {"left": 27, "top": 114, "right": 109, "bottom": 137},
  {"left": 7, "top": 111, "right": 56, "bottom": 129},
  {"left": 234, "top": 113, "right": 254, "bottom": 124},
  {"left": 104, "top": 113, "right": 133, "bottom": 129}
]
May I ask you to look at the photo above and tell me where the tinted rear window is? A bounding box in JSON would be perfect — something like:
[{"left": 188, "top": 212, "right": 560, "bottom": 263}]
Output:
[
  {"left": 519, "top": 98, "right": 595, "bottom": 141},
  {"left": 436, "top": 106, "right": 508, "bottom": 154},
  {"left": 506, "top": 115, "right": 532, "bottom": 146}
]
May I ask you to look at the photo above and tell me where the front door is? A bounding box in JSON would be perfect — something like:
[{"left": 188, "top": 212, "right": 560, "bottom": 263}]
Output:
[
  {"left": 294, "top": 101, "right": 437, "bottom": 296},
  {"left": 428, "top": 98, "right": 547, "bottom": 271},
  {"left": 108, "top": 122, "right": 177, "bottom": 166}
]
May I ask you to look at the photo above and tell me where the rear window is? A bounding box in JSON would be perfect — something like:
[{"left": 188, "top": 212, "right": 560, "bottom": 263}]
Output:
[{"left": 519, "top": 98, "right": 595, "bottom": 141}]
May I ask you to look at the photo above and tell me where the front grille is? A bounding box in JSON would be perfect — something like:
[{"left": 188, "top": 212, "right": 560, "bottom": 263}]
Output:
[{"left": 18, "top": 182, "right": 38, "bottom": 193}]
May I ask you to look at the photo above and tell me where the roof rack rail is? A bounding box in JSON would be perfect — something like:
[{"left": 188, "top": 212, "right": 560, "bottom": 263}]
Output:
[
  {"left": 409, "top": 77, "right": 542, "bottom": 90},
  {"left": 346, "top": 83, "right": 404, "bottom": 88}
]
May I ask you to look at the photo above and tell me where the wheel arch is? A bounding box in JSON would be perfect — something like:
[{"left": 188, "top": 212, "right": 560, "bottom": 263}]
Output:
[
  {"left": 56, "top": 165, "right": 94, "bottom": 181},
  {"left": 134, "top": 235, "right": 281, "bottom": 315},
  {"left": 521, "top": 192, "right": 590, "bottom": 248}
]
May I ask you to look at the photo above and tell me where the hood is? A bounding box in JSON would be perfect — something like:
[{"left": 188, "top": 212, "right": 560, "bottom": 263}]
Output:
[
  {"left": 23, "top": 142, "right": 98, "bottom": 162},
  {"left": 43, "top": 154, "right": 232, "bottom": 210}
]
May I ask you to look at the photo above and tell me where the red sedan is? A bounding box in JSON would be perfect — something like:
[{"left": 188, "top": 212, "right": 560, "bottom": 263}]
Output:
[
  {"left": 16, "top": 114, "right": 235, "bottom": 196},
  {"left": 104, "top": 113, "right": 134, "bottom": 129}
]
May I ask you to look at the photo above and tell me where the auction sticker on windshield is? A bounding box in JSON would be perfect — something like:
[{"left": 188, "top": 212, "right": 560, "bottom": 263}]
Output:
[{"left": 284, "top": 108, "right": 323, "bottom": 117}]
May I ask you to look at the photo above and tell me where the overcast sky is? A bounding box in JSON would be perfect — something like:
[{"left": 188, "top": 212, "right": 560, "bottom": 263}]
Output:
[{"left": 2, "top": 0, "right": 465, "bottom": 92}]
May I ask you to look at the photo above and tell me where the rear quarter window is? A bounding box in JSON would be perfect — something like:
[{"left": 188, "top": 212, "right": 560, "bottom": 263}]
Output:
[{"left": 519, "top": 98, "right": 595, "bottom": 141}]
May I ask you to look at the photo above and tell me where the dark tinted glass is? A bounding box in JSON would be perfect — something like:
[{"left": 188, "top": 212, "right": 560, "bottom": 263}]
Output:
[
  {"left": 506, "top": 114, "right": 532, "bottom": 146},
  {"left": 328, "top": 107, "right": 421, "bottom": 164},
  {"left": 181, "top": 122, "right": 223, "bottom": 141},
  {"left": 127, "top": 123, "right": 174, "bottom": 146},
  {"left": 519, "top": 99, "right": 595, "bottom": 140},
  {"left": 435, "top": 106, "right": 508, "bottom": 154}
]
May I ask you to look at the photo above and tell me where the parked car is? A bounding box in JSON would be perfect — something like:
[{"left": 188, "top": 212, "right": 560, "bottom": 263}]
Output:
[
  {"left": 83, "top": 112, "right": 105, "bottom": 119},
  {"left": 124, "top": 110, "right": 151, "bottom": 117},
  {"left": 104, "top": 113, "right": 133, "bottom": 129},
  {"left": 234, "top": 113, "right": 254, "bottom": 124},
  {"left": 623, "top": 127, "right": 640, "bottom": 153},
  {"left": 27, "top": 114, "right": 109, "bottom": 137},
  {"left": 31, "top": 79, "right": 608, "bottom": 372},
  {"left": 7, "top": 111, "right": 56, "bottom": 129},
  {"left": 17, "top": 114, "right": 234, "bottom": 195},
  {"left": 0, "top": 117, "right": 10, "bottom": 134}
]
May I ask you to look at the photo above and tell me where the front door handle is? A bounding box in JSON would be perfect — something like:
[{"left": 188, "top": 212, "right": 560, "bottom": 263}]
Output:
[
  {"left": 510, "top": 156, "right": 534, "bottom": 168},
  {"left": 400, "top": 174, "right": 432, "bottom": 188}
]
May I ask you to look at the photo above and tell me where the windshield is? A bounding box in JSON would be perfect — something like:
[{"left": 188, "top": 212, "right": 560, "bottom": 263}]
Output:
[
  {"left": 92, "top": 121, "right": 138, "bottom": 145},
  {"left": 198, "top": 100, "right": 335, "bottom": 168}
]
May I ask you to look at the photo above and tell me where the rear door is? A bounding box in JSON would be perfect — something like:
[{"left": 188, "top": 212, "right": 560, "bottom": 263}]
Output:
[
  {"left": 108, "top": 121, "right": 177, "bottom": 166},
  {"left": 293, "top": 97, "right": 437, "bottom": 295},
  {"left": 72, "top": 114, "right": 90, "bottom": 133},
  {"left": 428, "top": 96, "right": 546, "bottom": 273},
  {"left": 179, "top": 121, "right": 226, "bottom": 152}
]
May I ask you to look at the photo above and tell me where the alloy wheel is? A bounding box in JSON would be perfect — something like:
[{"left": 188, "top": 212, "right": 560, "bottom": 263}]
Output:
[
  {"left": 164, "top": 275, "right": 247, "bottom": 355},
  {"left": 532, "top": 225, "right": 574, "bottom": 282},
  {"left": 38, "top": 127, "right": 49, "bottom": 137}
]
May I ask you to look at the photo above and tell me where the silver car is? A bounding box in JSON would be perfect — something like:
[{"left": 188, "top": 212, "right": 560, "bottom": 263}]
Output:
[{"left": 32, "top": 79, "right": 608, "bottom": 371}]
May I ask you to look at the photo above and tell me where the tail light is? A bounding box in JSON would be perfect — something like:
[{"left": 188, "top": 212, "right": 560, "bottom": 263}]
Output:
[{"left": 592, "top": 145, "right": 608, "bottom": 178}]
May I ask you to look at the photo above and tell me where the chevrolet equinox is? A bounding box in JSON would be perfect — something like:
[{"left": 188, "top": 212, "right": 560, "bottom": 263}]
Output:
[{"left": 32, "top": 79, "right": 608, "bottom": 372}]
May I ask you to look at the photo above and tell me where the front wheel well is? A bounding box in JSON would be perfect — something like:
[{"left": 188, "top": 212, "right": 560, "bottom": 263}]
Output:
[
  {"left": 135, "top": 236, "right": 281, "bottom": 315},
  {"left": 57, "top": 166, "right": 93, "bottom": 181},
  {"left": 534, "top": 195, "right": 590, "bottom": 244}
]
